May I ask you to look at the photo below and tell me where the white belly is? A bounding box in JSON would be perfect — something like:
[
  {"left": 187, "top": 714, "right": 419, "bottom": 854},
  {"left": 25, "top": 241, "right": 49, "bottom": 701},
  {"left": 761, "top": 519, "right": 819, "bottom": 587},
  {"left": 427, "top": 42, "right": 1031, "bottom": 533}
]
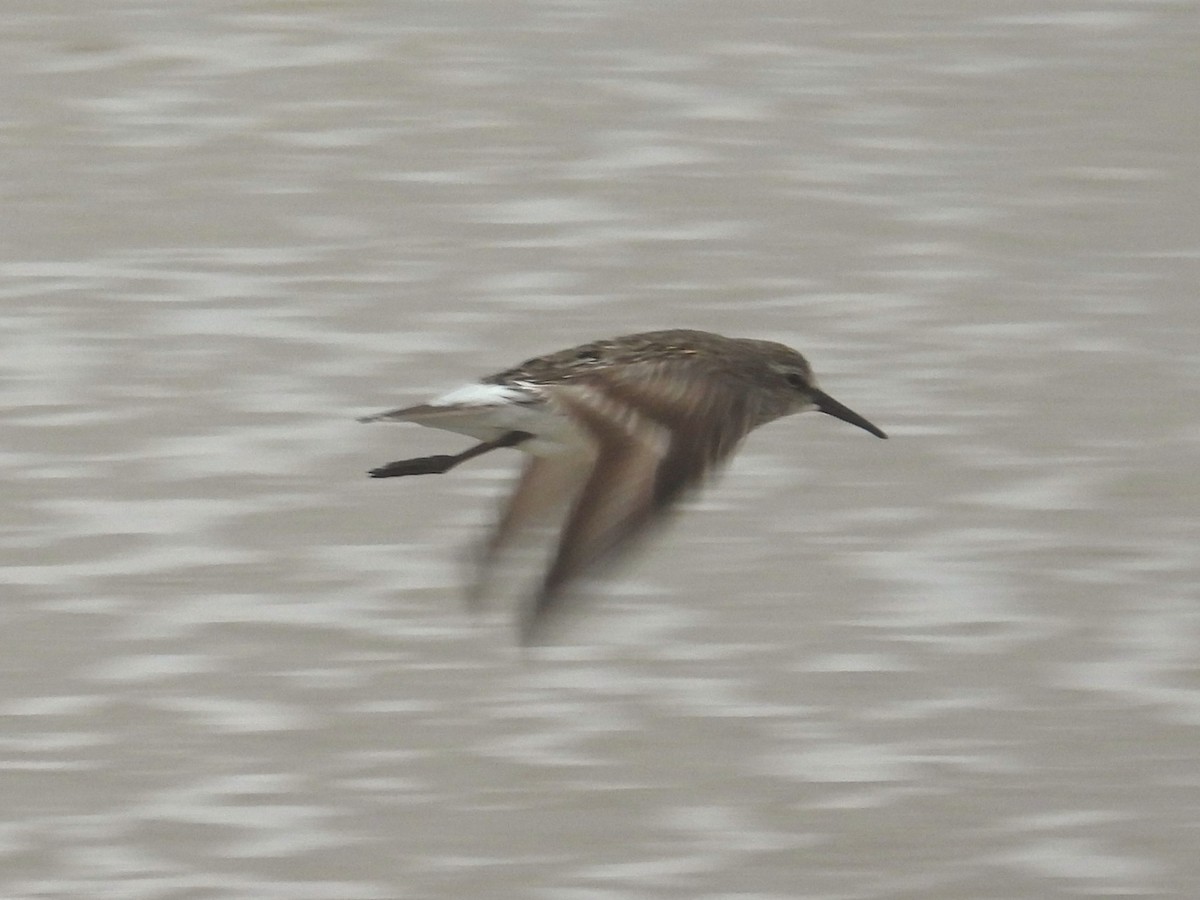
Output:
[{"left": 410, "top": 384, "right": 590, "bottom": 456}]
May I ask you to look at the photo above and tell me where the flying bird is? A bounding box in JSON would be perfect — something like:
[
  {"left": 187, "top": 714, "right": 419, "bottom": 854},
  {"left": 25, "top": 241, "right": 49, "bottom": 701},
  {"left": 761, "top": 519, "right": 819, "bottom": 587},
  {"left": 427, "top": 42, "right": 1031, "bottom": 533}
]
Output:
[{"left": 360, "top": 329, "right": 887, "bottom": 643}]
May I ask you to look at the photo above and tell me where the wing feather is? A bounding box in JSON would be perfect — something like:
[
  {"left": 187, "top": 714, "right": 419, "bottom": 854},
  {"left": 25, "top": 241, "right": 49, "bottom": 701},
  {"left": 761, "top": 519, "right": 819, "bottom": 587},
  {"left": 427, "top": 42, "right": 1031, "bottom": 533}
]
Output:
[
  {"left": 467, "top": 450, "right": 593, "bottom": 610},
  {"left": 521, "top": 359, "right": 763, "bottom": 642}
]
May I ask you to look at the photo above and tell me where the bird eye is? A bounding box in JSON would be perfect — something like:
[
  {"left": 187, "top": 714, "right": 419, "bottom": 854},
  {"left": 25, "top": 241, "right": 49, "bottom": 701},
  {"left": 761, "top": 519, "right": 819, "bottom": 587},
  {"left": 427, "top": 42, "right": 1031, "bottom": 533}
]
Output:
[{"left": 785, "top": 372, "right": 806, "bottom": 389}]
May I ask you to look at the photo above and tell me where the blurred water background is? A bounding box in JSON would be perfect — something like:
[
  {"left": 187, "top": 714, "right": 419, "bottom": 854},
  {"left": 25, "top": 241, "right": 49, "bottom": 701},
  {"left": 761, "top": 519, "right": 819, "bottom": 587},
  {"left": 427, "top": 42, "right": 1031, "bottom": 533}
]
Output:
[{"left": 2, "top": 2, "right": 1199, "bottom": 897}]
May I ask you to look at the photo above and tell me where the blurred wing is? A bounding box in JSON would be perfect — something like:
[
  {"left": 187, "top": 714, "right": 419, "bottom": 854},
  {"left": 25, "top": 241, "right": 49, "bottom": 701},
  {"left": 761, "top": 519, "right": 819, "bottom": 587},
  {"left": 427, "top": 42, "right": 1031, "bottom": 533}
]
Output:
[
  {"left": 521, "top": 359, "right": 762, "bottom": 643},
  {"left": 467, "top": 449, "right": 594, "bottom": 610}
]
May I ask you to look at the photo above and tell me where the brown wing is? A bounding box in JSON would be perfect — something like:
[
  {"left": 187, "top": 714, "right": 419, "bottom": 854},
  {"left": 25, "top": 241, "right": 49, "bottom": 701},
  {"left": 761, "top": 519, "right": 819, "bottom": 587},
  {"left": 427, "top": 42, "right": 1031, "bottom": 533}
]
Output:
[
  {"left": 466, "top": 449, "right": 594, "bottom": 611},
  {"left": 521, "top": 359, "right": 763, "bottom": 643}
]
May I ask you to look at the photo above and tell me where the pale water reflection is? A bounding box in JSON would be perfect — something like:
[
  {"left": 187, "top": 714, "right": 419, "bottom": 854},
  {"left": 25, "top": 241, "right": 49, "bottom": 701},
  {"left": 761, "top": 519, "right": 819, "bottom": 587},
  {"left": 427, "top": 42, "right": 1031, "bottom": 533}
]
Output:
[{"left": 3, "top": 2, "right": 1198, "bottom": 898}]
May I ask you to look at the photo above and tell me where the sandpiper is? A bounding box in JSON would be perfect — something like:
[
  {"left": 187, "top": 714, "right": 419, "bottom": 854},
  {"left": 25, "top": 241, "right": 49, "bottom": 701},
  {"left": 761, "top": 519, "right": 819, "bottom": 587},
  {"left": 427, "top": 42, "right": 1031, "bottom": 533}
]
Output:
[{"left": 360, "top": 329, "right": 887, "bottom": 643}]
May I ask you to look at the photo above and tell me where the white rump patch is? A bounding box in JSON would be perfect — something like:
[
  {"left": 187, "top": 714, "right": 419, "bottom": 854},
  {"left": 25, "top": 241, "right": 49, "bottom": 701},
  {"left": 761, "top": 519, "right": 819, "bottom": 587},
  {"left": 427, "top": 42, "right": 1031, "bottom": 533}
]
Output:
[{"left": 431, "top": 382, "right": 529, "bottom": 408}]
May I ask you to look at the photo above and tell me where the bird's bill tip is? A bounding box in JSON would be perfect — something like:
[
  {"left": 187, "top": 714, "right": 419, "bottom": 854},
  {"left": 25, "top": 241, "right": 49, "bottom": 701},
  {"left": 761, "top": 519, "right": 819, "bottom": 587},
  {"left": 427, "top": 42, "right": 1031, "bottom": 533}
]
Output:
[{"left": 811, "top": 389, "right": 888, "bottom": 439}]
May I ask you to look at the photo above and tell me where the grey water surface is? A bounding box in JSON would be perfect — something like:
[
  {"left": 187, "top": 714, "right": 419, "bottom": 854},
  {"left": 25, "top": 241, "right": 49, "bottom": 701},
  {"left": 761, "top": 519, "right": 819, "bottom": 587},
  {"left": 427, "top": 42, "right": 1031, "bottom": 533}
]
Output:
[{"left": 3, "top": 2, "right": 1199, "bottom": 898}]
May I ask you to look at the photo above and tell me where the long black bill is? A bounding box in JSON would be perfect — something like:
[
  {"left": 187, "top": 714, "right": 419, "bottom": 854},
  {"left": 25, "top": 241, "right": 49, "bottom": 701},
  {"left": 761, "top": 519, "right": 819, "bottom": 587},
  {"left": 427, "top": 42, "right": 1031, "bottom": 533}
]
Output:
[{"left": 811, "top": 389, "right": 888, "bottom": 439}]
